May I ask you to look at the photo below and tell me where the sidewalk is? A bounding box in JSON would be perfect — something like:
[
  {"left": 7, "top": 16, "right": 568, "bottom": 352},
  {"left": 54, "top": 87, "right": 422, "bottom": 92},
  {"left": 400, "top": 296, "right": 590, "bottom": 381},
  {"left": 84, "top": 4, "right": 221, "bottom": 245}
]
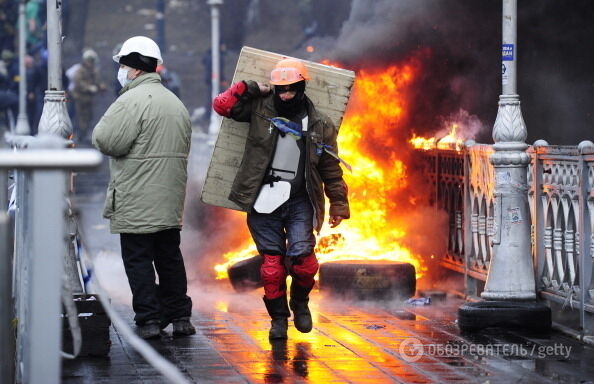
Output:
[{"left": 61, "top": 132, "right": 594, "bottom": 384}]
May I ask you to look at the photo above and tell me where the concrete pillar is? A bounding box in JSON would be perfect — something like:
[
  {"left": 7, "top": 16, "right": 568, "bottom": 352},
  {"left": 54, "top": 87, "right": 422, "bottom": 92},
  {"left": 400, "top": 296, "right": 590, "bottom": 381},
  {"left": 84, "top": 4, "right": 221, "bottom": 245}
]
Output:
[{"left": 482, "top": 0, "right": 536, "bottom": 300}]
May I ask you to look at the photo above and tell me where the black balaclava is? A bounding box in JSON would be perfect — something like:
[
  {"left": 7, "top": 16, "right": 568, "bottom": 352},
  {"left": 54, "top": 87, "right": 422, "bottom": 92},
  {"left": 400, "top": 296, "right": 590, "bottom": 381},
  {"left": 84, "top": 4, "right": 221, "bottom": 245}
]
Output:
[{"left": 273, "top": 80, "right": 306, "bottom": 119}]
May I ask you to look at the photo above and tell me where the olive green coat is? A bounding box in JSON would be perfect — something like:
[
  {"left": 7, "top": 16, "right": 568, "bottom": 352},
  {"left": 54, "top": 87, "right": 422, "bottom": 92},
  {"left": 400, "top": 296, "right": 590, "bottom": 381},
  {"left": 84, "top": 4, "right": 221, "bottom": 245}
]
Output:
[
  {"left": 227, "top": 80, "right": 350, "bottom": 232},
  {"left": 92, "top": 72, "right": 192, "bottom": 234}
]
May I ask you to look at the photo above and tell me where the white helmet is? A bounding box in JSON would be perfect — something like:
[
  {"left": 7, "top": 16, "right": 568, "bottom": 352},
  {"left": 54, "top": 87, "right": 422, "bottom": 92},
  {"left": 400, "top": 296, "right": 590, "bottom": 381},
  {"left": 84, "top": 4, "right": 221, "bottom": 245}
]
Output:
[{"left": 112, "top": 36, "right": 163, "bottom": 65}]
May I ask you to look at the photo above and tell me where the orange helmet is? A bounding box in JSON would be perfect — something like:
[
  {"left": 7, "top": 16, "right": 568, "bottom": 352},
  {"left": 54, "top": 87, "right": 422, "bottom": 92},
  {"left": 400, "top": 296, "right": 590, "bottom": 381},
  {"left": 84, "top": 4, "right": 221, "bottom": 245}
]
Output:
[{"left": 270, "top": 58, "right": 310, "bottom": 85}]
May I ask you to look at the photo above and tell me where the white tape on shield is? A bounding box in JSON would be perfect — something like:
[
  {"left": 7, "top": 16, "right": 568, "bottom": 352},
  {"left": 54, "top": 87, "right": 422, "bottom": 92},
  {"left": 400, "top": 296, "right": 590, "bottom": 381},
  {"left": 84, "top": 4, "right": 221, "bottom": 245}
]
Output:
[{"left": 253, "top": 181, "right": 291, "bottom": 214}]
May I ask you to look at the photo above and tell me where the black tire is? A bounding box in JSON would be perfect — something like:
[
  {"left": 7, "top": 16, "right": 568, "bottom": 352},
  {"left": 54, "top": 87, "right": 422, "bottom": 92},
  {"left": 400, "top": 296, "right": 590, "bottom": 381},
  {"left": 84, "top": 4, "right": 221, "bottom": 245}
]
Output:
[
  {"left": 457, "top": 301, "right": 551, "bottom": 333},
  {"left": 319, "top": 260, "right": 416, "bottom": 301},
  {"left": 227, "top": 254, "right": 263, "bottom": 292}
]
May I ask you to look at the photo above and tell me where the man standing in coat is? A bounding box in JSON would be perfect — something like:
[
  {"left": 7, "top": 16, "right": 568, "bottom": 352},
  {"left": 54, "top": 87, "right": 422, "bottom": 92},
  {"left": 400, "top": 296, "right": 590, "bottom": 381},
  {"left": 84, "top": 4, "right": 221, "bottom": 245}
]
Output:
[
  {"left": 71, "top": 49, "right": 106, "bottom": 143},
  {"left": 92, "top": 36, "right": 194, "bottom": 339},
  {"left": 213, "top": 58, "right": 350, "bottom": 339}
]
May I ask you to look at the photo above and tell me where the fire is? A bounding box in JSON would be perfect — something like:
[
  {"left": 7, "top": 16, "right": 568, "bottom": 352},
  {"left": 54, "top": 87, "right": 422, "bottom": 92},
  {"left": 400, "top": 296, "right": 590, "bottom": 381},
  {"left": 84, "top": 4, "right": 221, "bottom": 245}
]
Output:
[
  {"left": 436, "top": 123, "right": 464, "bottom": 150},
  {"left": 409, "top": 112, "right": 476, "bottom": 152},
  {"left": 215, "top": 57, "right": 429, "bottom": 280},
  {"left": 409, "top": 123, "right": 465, "bottom": 151},
  {"left": 409, "top": 134, "right": 436, "bottom": 151},
  {"left": 306, "top": 45, "right": 315, "bottom": 53}
]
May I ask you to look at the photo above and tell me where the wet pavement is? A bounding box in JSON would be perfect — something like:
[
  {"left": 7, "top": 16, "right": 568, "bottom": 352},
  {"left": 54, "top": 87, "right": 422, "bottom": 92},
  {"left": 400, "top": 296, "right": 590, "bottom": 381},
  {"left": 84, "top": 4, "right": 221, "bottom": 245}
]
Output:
[
  {"left": 61, "top": 134, "right": 594, "bottom": 383},
  {"left": 62, "top": 286, "right": 594, "bottom": 384}
]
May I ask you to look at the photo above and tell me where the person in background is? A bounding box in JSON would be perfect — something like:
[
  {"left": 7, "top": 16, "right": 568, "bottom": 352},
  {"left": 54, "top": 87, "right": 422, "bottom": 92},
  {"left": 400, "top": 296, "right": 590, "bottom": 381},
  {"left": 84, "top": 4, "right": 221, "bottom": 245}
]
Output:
[
  {"left": 25, "top": 0, "right": 46, "bottom": 53},
  {"left": 0, "top": 49, "right": 18, "bottom": 126},
  {"left": 71, "top": 48, "right": 105, "bottom": 143},
  {"left": 212, "top": 58, "right": 350, "bottom": 340},
  {"left": 92, "top": 36, "right": 195, "bottom": 339},
  {"left": 0, "top": 0, "right": 17, "bottom": 53}
]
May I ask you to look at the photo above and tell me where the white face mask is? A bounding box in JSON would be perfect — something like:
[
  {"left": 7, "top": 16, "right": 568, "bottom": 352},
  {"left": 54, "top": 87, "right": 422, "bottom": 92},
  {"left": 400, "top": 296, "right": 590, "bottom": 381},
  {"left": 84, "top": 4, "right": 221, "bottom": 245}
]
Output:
[{"left": 117, "top": 67, "right": 132, "bottom": 87}]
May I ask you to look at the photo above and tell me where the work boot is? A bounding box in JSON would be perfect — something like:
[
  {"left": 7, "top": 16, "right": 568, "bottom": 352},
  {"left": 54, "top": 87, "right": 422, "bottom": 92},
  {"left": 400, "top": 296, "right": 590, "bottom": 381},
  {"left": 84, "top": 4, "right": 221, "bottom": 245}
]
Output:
[
  {"left": 172, "top": 317, "right": 196, "bottom": 337},
  {"left": 289, "top": 282, "right": 313, "bottom": 333},
  {"left": 137, "top": 320, "right": 161, "bottom": 339},
  {"left": 263, "top": 295, "right": 290, "bottom": 339}
]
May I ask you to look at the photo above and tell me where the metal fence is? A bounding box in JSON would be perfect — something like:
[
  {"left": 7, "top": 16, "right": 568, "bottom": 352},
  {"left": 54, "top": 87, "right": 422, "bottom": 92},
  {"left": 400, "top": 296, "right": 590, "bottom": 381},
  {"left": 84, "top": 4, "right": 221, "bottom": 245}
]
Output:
[
  {"left": 0, "top": 136, "right": 102, "bottom": 384},
  {"left": 423, "top": 142, "right": 594, "bottom": 340}
]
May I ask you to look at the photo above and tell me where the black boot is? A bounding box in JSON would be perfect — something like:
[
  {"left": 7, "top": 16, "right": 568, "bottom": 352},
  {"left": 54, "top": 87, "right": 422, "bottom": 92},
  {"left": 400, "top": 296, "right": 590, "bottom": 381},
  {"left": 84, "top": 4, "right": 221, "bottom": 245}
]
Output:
[
  {"left": 289, "top": 281, "right": 313, "bottom": 333},
  {"left": 137, "top": 319, "right": 161, "bottom": 339},
  {"left": 263, "top": 295, "right": 290, "bottom": 339}
]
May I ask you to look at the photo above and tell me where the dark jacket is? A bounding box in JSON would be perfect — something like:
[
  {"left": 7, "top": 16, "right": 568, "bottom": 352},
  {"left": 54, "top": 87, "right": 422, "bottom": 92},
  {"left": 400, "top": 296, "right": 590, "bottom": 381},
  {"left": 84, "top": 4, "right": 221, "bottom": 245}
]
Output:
[{"left": 217, "top": 80, "right": 349, "bottom": 232}]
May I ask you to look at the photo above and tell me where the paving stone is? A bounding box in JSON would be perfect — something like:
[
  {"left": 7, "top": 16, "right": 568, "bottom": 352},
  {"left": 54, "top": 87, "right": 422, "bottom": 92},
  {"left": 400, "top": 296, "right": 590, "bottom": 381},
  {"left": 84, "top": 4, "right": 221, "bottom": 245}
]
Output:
[{"left": 61, "top": 132, "right": 594, "bottom": 384}]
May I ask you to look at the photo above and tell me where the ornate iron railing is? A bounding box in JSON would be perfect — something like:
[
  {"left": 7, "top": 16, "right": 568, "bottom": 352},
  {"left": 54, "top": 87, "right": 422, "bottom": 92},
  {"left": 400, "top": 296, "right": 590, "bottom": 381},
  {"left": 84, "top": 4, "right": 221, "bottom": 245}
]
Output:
[{"left": 422, "top": 142, "right": 594, "bottom": 338}]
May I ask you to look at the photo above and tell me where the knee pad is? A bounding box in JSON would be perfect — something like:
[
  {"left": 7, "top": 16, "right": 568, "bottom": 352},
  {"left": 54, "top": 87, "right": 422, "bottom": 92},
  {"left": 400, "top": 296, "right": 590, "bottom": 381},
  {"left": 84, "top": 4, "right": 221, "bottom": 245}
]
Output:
[
  {"left": 260, "top": 254, "right": 287, "bottom": 299},
  {"left": 289, "top": 253, "right": 319, "bottom": 288}
]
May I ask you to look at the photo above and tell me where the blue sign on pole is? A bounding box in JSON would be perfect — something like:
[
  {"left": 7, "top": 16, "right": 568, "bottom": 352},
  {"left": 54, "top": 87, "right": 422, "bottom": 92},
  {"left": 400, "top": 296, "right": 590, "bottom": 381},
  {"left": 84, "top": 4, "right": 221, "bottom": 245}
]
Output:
[{"left": 502, "top": 44, "right": 514, "bottom": 61}]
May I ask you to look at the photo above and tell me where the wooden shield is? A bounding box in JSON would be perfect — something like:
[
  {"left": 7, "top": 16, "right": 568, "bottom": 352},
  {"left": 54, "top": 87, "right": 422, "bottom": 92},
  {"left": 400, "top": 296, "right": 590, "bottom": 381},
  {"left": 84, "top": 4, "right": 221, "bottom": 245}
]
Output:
[{"left": 201, "top": 46, "right": 355, "bottom": 211}]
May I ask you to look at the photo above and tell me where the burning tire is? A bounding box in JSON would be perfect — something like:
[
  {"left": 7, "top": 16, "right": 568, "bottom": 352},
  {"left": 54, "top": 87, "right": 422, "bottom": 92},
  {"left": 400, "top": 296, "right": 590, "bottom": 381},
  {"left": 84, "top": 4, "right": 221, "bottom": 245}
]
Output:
[
  {"left": 457, "top": 301, "right": 551, "bottom": 333},
  {"left": 319, "top": 260, "right": 416, "bottom": 300},
  {"left": 227, "top": 254, "right": 263, "bottom": 292}
]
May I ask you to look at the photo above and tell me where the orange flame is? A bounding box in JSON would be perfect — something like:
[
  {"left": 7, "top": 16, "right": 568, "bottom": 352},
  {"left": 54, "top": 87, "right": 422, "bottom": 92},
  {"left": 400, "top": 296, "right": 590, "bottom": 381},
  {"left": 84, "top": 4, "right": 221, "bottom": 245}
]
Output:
[
  {"left": 436, "top": 123, "right": 464, "bottom": 150},
  {"left": 215, "top": 57, "right": 430, "bottom": 280},
  {"left": 409, "top": 122, "right": 467, "bottom": 151}
]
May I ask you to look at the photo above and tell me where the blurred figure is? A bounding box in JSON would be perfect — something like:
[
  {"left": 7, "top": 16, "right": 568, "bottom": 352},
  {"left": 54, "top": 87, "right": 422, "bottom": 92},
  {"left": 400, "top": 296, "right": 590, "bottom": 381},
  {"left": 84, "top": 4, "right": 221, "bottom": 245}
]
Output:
[
  {"left": 25, "top": 54, "right": 45, "bottom": 134},
  {"left": 0, "top": 49, "right": 18, "bottom": 128},
  {"left": 65, "top": 60, "right": 81, "bottom": 125},
  {"left": 71, "top": 48, "right": 105, "bottom": 142},
  {"left": 156, "top": 64, "right": 181, "bottom": 97},
  {"left": 25, "top": 0, "right": 46, "bottom": 54},
  {"left": 0, "top": 0, "right": 17, "bottom": 53}
]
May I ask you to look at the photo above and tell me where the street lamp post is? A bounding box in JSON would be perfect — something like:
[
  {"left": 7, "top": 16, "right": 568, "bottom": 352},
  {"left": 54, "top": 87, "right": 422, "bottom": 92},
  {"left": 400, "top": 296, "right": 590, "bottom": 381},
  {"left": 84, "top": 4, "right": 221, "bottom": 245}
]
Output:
[
  {"left": 37, "top": 0, "right": 72, "bottom": 138},
  {"left": 156, "top": 0, "right": 166, "bottom": 54},
  {"left": 207, "top": 0, "right": 223, "bottom": 137},
  {"left": 481, "top": 0, "right": 536, "bottom": 300},
  {"left": 15, "top": 0, "right": 30, "bottom": 135}
]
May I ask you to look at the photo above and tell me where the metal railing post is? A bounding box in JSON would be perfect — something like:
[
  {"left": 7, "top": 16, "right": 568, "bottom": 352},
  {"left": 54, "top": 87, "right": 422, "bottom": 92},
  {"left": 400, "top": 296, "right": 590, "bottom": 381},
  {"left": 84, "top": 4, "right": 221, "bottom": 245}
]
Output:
[
  {"left": 463, "top": 141, "right": 474, "bottom": 296},
  {"left": 578, "top": 141, "right": 594, "bottom": 337},
  {"left": 0, "top": 167, "right": 14, "bottom": 384},
  {"left": 0, "top": 146, "right": 102, "bottom": 384},
  {"left": 23, "top": 169, "right": 66, "bottom": 384},
  {"left": 532, "top": 141, "right": 548, "bottom": 291}
]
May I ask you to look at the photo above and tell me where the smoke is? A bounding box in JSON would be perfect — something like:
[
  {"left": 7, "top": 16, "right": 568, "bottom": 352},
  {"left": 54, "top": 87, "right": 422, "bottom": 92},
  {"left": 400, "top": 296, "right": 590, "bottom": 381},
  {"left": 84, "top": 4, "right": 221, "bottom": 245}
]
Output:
[
  {"left": 436, "top": 108, "right": 484, "bottom": 141},
  {"left": 319, "top": 0, "right": 500, "bottom": 143},
  {"left": 307, "top": 0, "right": 593, "bottom": 145},
  {"left": 186, "top": 0, "right": 592, "bottom": 288}
]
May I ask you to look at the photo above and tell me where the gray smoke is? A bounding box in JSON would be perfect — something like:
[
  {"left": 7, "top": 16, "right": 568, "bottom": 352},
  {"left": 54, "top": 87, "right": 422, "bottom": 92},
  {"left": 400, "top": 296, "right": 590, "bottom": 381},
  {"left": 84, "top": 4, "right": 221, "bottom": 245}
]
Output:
[{"left": 307, "top": 0, "right": 593, "bottom": 145}]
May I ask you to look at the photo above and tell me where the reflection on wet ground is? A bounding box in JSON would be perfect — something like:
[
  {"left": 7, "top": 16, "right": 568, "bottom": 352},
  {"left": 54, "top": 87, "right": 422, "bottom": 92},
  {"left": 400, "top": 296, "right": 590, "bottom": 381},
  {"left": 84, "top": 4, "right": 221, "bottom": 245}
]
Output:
[{"left": 62, "top": 286, "right": 594, "bottom": 384}]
